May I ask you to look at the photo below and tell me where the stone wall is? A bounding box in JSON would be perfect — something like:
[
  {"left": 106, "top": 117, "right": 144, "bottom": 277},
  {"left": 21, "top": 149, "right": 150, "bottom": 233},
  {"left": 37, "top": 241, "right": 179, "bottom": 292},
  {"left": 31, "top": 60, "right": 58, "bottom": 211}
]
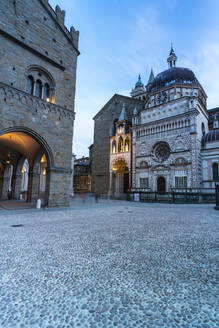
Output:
[
  {"left": 0, "top": 0, "right": 79, "bottom": 207},
  {"left": 91, "top": 94, "right": 142, "bottom": 194}
]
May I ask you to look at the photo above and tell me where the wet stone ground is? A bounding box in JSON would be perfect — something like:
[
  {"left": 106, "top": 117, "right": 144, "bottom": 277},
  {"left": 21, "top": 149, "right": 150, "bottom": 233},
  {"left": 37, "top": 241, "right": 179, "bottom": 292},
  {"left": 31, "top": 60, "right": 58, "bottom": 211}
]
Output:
[{"left": 0, "top": 201, "right": 218, "bottom": 328}]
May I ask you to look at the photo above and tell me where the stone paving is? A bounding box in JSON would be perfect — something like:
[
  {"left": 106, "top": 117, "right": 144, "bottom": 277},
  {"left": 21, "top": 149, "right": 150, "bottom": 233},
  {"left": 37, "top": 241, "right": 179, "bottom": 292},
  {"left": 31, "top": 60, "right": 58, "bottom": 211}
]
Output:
[{"left": 0, "top": 200, "right": 218, "bottom": 328}]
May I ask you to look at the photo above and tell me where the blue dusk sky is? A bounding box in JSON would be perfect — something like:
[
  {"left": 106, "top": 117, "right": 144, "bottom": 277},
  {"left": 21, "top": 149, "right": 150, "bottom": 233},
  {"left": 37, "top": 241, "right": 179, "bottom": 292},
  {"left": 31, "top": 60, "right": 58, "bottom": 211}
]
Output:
[{"left": 49, "top": 0, "right": 219, "bottom": 158}]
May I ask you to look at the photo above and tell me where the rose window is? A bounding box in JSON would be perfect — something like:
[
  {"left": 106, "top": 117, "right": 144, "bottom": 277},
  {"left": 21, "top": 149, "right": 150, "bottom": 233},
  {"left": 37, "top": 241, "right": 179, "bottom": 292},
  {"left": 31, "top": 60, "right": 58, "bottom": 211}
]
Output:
[{"left": 152, "top": 142, "right": 170, "bottom": 163}]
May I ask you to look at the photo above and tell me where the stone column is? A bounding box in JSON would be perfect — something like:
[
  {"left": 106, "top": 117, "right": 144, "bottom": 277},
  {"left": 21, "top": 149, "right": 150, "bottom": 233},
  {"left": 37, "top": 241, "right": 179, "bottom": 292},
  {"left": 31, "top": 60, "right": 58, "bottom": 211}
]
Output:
[
  {"left": 2, "top": 177, "right": 10, "bottom": 199},
  {"left": 108, "top": 170, "right": 113, "bottom": 196},
  {"left": 31, "top": 171, "right": 40, "bottom": 202},
  {"left": 14, "top": 174, "right": 22, "bottom": 199},
  {"left": 26, "top": 167, "right": 33, "bottom": 203}
]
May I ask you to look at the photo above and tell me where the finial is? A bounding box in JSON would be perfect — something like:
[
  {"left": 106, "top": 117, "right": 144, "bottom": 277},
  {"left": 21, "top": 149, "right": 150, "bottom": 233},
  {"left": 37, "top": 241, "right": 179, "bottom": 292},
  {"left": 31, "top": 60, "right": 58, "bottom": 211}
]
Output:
[
  {"left": 167, "top": 44, "right": 177, "bottom": 68},
  {"left": 135, "top": 74, "right": 144, "bottom": 88}
]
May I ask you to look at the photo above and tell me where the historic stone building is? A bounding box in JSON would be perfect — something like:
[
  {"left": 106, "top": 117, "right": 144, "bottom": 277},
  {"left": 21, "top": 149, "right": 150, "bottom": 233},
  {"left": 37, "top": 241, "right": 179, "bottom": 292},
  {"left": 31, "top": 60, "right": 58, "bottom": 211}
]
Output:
[
  {"left": 0, "top": 0, "right": 79, "bottom": 206},
  {"left": 91, "top": 47, "right": 219, "bottom": 197},
  {"left": 91, "top": 95, "right": 142, "bottom": 195},
  {"left": 74, "top": 157, "right": 91, "bottom": 194}
]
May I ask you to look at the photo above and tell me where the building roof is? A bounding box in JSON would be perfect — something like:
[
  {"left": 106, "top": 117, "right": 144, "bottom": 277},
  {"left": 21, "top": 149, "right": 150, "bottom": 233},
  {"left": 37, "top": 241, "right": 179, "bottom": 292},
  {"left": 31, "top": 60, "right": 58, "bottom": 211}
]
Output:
[
  {"left": 92, "top": 94, "right": 142, "bottom": 120},
  {"left": 148, "top": 67, "right": 200, "bottom": 93}
]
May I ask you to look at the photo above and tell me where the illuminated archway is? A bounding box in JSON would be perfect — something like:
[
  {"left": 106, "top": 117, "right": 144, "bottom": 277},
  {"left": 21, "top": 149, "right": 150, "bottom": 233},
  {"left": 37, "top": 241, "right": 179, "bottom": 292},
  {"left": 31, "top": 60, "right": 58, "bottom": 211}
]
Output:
[
  {"left": 0, "top": 128, "right": 53, "bottom": 204},
  {"left": 111, "top": 158, "right": 129, "bottom": 195}
]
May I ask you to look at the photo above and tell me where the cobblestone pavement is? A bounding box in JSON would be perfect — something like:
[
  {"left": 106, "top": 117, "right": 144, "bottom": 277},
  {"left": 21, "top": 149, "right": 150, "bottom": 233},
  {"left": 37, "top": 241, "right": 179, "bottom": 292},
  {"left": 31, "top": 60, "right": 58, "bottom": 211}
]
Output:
[{"left": 0, "top": 201, "right": 218, "bottom": 328}]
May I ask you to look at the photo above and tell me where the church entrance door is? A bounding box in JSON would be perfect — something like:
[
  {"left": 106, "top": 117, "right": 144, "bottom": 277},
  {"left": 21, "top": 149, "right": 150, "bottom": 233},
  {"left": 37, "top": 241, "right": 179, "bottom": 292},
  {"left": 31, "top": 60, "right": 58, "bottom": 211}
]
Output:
[{"left": 157, "top": 176, "right": 165, "bottom": 194}]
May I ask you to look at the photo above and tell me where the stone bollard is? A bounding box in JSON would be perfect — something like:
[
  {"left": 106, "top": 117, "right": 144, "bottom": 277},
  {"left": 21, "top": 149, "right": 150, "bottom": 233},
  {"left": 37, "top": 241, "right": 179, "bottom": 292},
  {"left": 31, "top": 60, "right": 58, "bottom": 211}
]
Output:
[{"left": 36, "top": 199, "right": 41, "bottom": 209}]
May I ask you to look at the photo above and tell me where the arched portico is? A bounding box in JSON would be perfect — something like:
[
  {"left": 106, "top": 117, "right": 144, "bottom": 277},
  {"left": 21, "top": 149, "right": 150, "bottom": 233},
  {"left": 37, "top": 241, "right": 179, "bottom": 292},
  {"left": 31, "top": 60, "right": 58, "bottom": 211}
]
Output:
[{"left": 0, "top": 127, "right": 54, "bottom": 206}]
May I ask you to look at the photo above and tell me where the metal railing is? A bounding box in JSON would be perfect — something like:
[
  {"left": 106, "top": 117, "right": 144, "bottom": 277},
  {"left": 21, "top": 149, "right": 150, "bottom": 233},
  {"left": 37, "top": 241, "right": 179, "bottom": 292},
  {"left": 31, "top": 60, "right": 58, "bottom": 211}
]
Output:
[
  {"left": 127, "top": 188, "right": 216, "bottom": 204},
  {"left": 215, "top": 184, "right": 219, "bottom": 210}
]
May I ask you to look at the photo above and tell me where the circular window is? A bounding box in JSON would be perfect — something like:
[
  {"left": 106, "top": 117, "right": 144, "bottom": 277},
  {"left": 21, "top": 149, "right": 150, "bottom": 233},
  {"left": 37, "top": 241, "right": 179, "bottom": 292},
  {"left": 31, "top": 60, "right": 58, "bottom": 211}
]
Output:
[{"left": 152, "top": 142, "right": 170, "bottom": 163}]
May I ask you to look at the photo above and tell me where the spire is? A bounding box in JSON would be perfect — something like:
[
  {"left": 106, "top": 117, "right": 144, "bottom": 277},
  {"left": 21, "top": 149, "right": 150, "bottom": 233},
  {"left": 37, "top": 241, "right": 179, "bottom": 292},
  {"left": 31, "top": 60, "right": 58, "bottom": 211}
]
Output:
[
  {"left": 133, "top": 107, "right": 138, "bottom": 115},
  {"left": 147, "top": 68, "right": 154, "bottom": 84},
  {"left": 135, "top": 74, "right": 144, "bottom": 88},
  {"left": 118, "top": 103, "right": 127, "bottom": 121},
  {"left": 167, "top": 43, "right": 177, "bottom": 68}
]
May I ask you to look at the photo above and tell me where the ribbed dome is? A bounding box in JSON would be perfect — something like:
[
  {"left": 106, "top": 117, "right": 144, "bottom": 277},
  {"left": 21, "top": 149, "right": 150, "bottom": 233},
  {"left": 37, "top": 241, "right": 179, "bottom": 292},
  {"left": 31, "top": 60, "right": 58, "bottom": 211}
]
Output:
[
  {"left": 202, "top": 129, "right": 219, "bottom": 144},
  {"left": 148, "top": 67, "right": 199, "bottom": 92}
]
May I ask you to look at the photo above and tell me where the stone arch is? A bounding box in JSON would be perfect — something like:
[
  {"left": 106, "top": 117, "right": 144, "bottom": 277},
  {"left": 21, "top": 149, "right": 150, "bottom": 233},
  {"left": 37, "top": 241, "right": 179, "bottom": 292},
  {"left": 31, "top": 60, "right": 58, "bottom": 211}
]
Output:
[
  {"left": 0, "top": 127, "right": 54, "bottom": 205},
  {"left": 0, "top": 127, "right": 54, "bottom": 168}
]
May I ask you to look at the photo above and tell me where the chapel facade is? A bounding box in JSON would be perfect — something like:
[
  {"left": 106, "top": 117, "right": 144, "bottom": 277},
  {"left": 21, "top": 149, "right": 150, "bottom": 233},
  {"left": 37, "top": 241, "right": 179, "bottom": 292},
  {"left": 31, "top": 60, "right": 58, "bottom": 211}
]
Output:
[
  {"left": 0, "top": 0, "right": 79, "bottom": 206},
  {"left": 91, "top": 47, "right": 219, "bottom": 197}
]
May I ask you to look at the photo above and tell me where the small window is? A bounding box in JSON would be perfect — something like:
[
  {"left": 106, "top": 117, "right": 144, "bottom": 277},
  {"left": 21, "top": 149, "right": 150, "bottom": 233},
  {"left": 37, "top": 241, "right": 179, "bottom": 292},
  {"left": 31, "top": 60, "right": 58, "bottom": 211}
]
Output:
[
  {"left": 175, "top": 177, "right": 187, "bottom": 188},
  {"left": 118, "top": 137, "right": 123, "bottom": 153},
  {"left": 212, "top": 163, "right": 219, "bottom": 180},
  {"left": 125, "top": 139, "right": 129, "bottom": 152},
  {"left": 35, "top": 79, "right": 42, "bottom": 98},
  {"left": 112, "top": 140, "right": 116, "bottom": 154},
  {"left": 43, "top": 83, "right": 50, "bottom": 101},
  {"left": 26, "top": 75, "right": 34, "bottom": 95},
  {"left": 140, "top": 178, "right": 149, "bottom": 188}
]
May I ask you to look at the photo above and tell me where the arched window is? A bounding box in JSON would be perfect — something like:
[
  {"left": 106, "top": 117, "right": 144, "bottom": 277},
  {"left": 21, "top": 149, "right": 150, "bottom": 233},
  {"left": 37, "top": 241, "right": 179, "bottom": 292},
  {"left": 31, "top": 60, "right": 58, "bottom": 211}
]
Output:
[
  {"left": 125, "top": 138, "right": 129, "bottom": 152},
  {"left": 118, "top": 137, "right": 123, "bottom": 153},
  {"left": 212, "top": 163, "right": 219, "bottom": 180},
  {"left": 26, "top": 66, "right": 55, "bottom": 102},
  {"left": 202, "top": 122, "right": 205, "bottom": 135},
  {"left": 35, "top": 79, "right": 42, "bottom": 98},
  {"left": 26, "top": 75, "right": 34, "bottom": 95},
  {"left": 112, "top": 140, "right": 116, "bottom": 154},
  {"left": 43, "top": 83, "right": 50, "bottom": 101}
]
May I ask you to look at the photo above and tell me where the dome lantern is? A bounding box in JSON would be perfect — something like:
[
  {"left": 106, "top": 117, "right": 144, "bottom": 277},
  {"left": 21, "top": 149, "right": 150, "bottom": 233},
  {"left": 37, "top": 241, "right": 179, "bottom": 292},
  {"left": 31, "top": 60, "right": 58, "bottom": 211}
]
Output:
[
  {"left": 135, "top": 74, "right": 144, "bottom": 88},
  {"left": 167, "top": 44, "right": 177, "bottom": 68}
]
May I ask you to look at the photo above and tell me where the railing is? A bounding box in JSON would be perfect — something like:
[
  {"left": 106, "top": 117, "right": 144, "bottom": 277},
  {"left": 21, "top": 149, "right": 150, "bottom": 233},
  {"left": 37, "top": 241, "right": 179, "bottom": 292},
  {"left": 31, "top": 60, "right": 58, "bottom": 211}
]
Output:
[
  {"left": 0, "top": 81, "right": 75, "bottom": 121},
  {"left": 215, "top": 184, "right": 219, "bottom": 210},
  {"left": 127, "top": 188, "right": 216, "bottom": 204}
]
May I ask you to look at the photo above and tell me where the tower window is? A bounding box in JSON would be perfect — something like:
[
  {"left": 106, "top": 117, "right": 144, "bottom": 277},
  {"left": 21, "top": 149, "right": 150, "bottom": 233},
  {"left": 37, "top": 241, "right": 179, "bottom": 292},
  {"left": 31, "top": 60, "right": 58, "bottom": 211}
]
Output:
[
  {"left": 35, "top": 79, "right": 43, "bottom": 98},
  {"left": 212, "top": 163, "right": 219, "bottom": 180},
  {"left": 43, "top": 83, "right": 50, "bottom": 101},
  {"left": 26, "top": 75, "right": 34, "bottom": 95}
]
